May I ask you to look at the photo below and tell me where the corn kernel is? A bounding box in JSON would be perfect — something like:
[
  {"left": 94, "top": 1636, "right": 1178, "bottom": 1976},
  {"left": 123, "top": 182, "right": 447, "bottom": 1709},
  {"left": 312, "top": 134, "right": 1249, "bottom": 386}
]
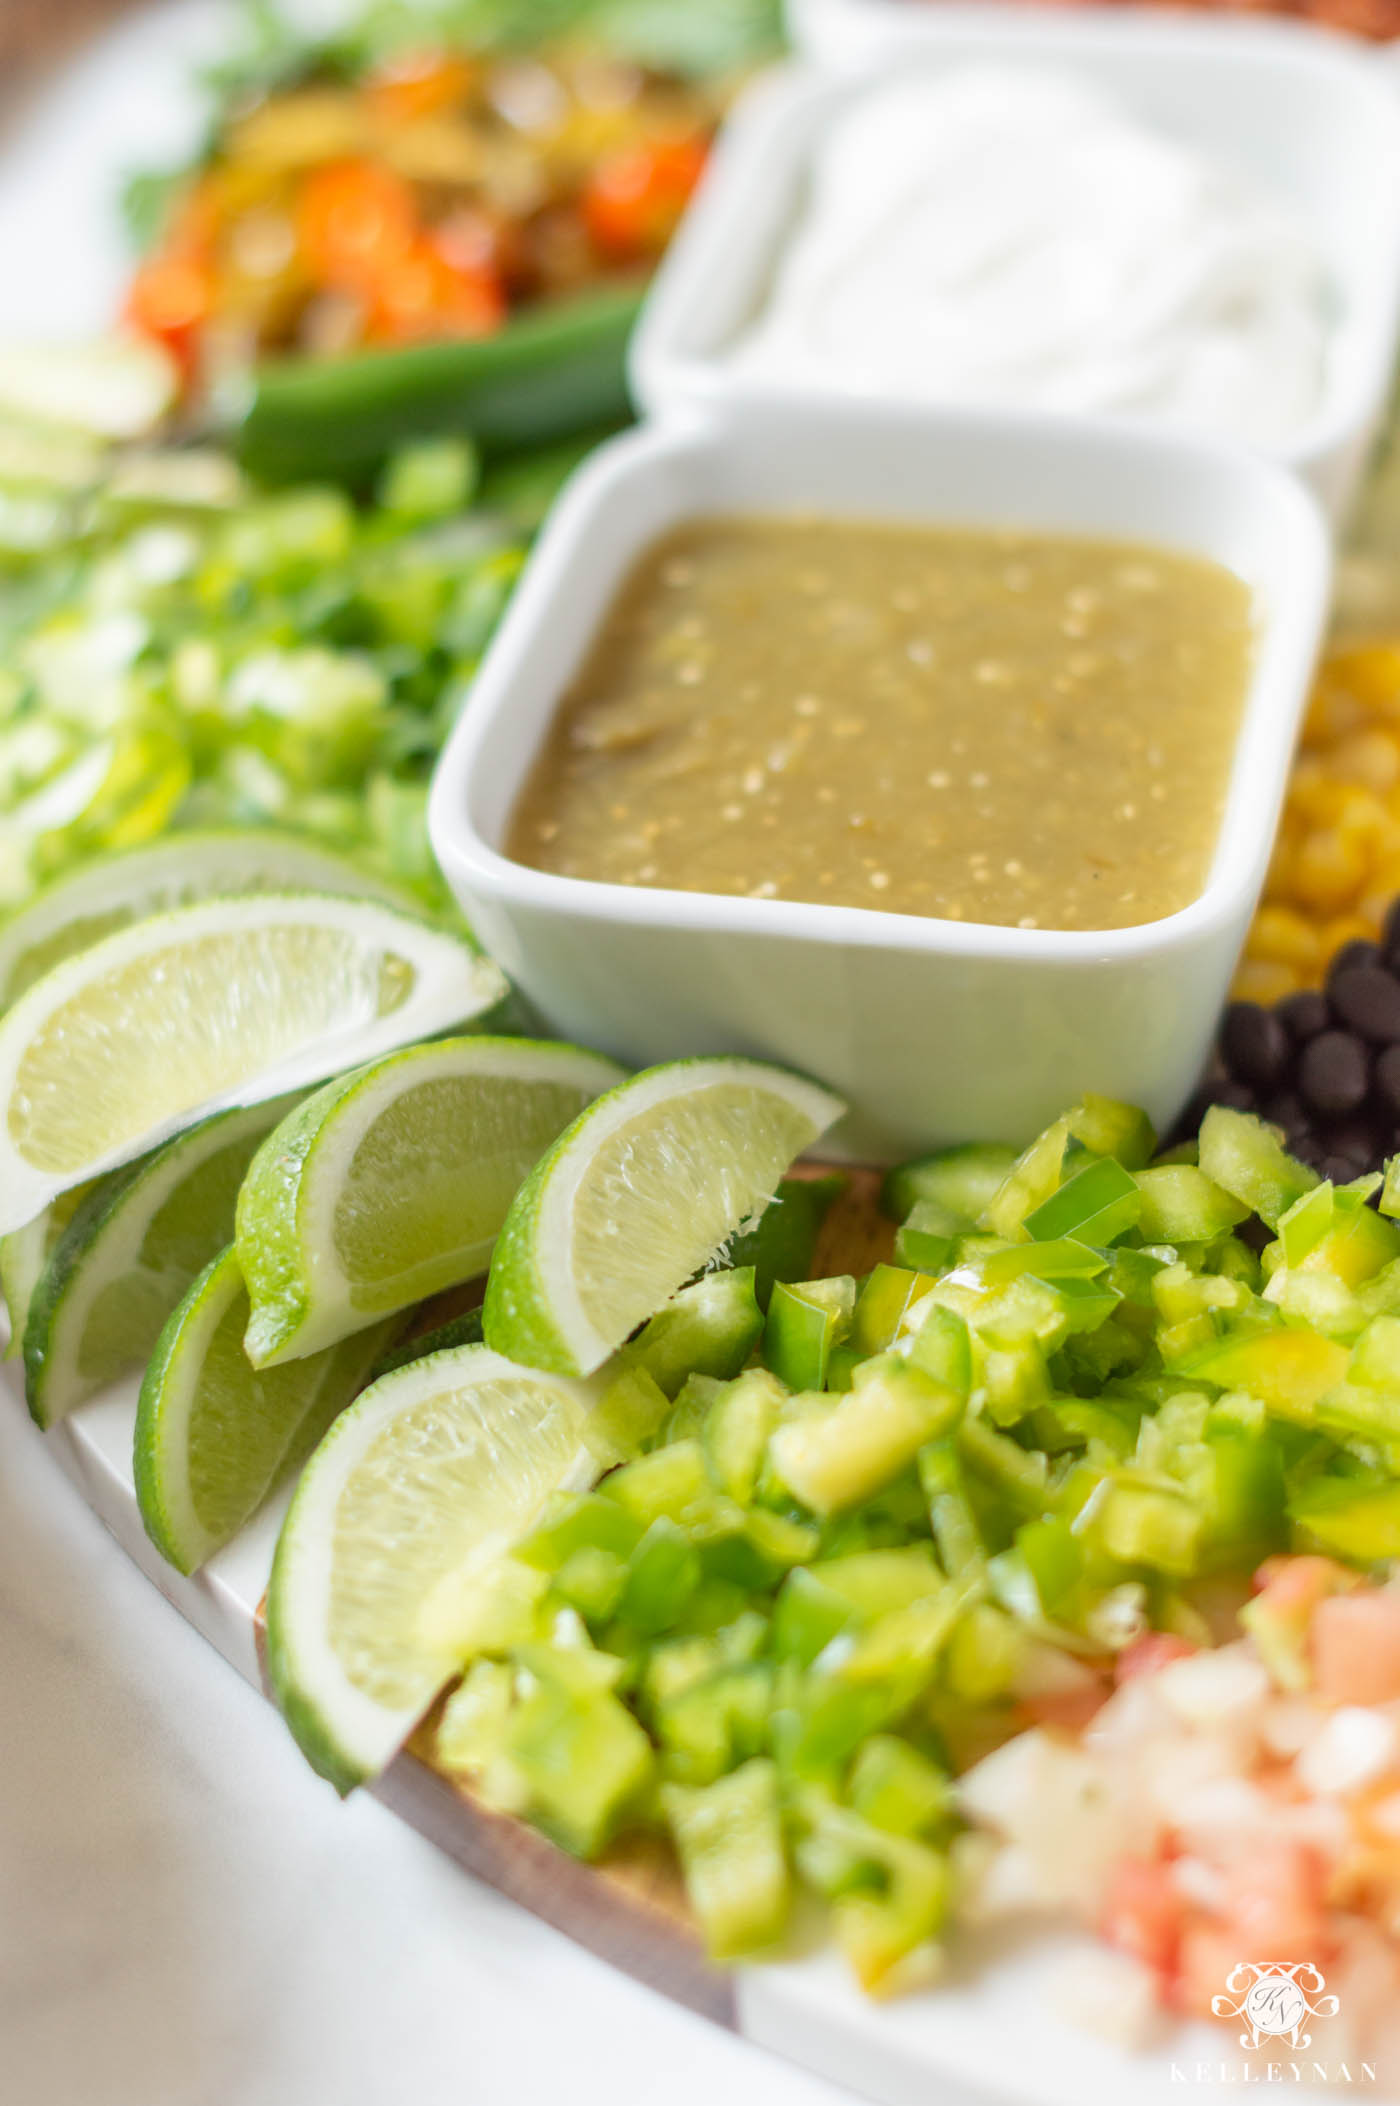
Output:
[
  {"left": 1335, "top": 789, "right": 1395, "bottom": 846},
  {"left": 1245, "top": 636, "right": 1400, "bottom": 995},
  {"left": 1357, "top": 893, "right": 1396, "bottom": 931},
  {"left": 1321, "top": 913, "right": 1376, "bottom": 959},
  {"left": 1247, "top": 904, "right": 1324, "bottom": 972},
  {"left": 1232, "top": 959, "right": 1299, "bottom": 1006},
  {"left": 1332, "top": 730, "right": 1400, "bottom": 795},
  {"left": 1329, "top": 643, "right": 1400, "bottom": 715},
  {"left": 1290, "top": 829, "right": 1368, "bottom": 912},
  {"left": 1303, "top": 679, "right": 1367, "bottom": 746},
  {"left": 1285, "top": 762, "right": 1352, "bottom": 830},
  {"left": 1265, "top": 830, "right": 1297, "bottom": 894}
]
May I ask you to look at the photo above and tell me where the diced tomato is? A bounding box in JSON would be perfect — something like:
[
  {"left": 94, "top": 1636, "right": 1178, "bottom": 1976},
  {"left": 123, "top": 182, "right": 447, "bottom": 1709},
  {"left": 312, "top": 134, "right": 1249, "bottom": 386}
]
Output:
[
  {"left": 1218, "top": 1840, "right": 1330, "bottom": 1966},
  {"left": 1099, "top": 1855, "right": 1183, "bottom": 1978},
  {"left": 1016, "top": 1678, "right": 1110, "bottom": 1731},
  {"left": 431, "top": 209, "right": 512, "bottom": 282},
  {"left": 123, "top": 251, "right": 215, "bottom": 374},
  {"left": 297, "top": 160, "right": 418, "bottom": 295},
  {"left": 367, "top": 242, "right": 506, "bottom": 344},
  {"left": 1312, "top": 1589, "right": 1400, "bottom": 1707},
  {"left": 1114, "top": 1633, "right": 1198, "bottom": 1685},
  {"left": 1175, "top": 1919, "right": 1249, "bottom": 2018},
  {"left": 1250, "top": 1554, "right": 1352, "bottom": 1612},
  {"left": 582, "top": 134, "right": 708, "bottom": 260},
  {"left": 368, "top": 50, "right": 476, "bottom": 124}
]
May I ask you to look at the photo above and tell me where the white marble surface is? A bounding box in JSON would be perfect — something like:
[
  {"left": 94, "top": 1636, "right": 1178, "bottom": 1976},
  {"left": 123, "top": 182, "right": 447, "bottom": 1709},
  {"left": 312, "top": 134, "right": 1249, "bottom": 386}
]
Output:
[{"left": 0, "top": 1392, "right": 858, "bottom": 2106}]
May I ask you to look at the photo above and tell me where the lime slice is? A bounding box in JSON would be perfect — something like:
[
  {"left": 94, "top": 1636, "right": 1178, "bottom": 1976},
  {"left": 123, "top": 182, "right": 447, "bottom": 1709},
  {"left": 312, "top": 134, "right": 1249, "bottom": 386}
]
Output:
[
  {"left": 483, "top": 1056, "right": 845, "bottom": 1378},
  {"left": 0, "top": 829, "right": 425, "bottom": 1010},
  {"left": 0, "top": 892, "right": 506, "bottom": 1236},
  {"left": 135, "top": 1248, "right": 394, "bottom": 1576},
  {"left": 23, "top": 1095, "right": 300, "bottom": 1428},
  {"left": 236, "top": 1036, "right": 626, "bottom": 1368},
  {"left": 266, "top": 1343, "right": 601, "bottom": 1791},
  {"left": 0, "top": 336, "right": 177, "bottom": 439},
  {"left": 0, "top": 1183, "right": 89, "bottom": 1359}
]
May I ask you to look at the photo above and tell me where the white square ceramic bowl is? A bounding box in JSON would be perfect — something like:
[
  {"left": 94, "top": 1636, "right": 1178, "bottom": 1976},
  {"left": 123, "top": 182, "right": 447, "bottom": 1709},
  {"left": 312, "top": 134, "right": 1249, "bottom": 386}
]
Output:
[
  {"left": 428, "top": 397, "right": 1329, "bottom": 1162},
  {"left": 630, "top": 6, "right": 1400, "bottom": 519}
]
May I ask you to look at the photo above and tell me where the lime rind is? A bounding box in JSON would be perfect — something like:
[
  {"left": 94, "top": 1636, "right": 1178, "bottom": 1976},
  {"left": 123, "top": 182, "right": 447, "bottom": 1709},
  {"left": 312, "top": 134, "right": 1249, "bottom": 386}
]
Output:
[
  {"left": 236, "top": 1036, "right": 626, "bottom": 1369},
  {"left": 2, "top": 1209, "right": 60, "bottom": 1359},
  {"left": 23, "top": 1095, "right": 300, "bottom": 1428},
  {"left": 0, "top": 890, "right": 506, "bottom": 1236},
  {"left": 265, "top": 1343, "right": 600, "bottom": 1793},
  {"left": 483, "top": 1056, "right": 846, "bottom": 1378},
  {"left": 0, "top": 828, "right": 429, "bottom": 1012},
  {"left": 133, "top": 1246, "right": 393, "bottom": 1577}
]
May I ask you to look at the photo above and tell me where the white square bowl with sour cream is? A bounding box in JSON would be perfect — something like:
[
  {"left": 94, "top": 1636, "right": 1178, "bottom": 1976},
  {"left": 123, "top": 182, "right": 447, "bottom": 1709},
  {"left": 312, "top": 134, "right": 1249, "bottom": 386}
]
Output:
[
  {"left": 630, "top": 6, "right": 1400, "bottom": 520},
  {"left": 428, "top": 398, "right": 1328, "bottom": 1161}
]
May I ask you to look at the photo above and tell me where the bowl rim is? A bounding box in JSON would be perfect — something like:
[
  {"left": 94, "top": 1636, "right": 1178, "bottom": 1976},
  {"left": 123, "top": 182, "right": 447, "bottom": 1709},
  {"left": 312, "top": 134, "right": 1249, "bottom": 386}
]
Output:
[
  {"left": 630, "top": 13, "right": 1400, "bottom": 477},
  {"left": 429, "top": 398, "right": 1331, "bottom": 972}
]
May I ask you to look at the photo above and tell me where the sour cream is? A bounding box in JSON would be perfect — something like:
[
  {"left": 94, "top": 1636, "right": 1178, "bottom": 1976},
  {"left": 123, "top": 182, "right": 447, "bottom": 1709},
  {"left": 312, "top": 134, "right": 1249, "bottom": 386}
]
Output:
[{"left": 731, "top": 67, "right": 1330, "bottom": 447}]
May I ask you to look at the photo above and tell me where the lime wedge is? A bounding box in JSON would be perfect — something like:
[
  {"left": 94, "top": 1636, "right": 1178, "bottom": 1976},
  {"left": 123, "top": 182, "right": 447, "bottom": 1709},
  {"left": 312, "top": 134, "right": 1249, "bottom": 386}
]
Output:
[
  {"left": 0, "top": 1184, "right": 89, "bottom": 1359},
  {"left": 23, "top": 1095, "right": 300, "bottom": 1428},
  {"left": 135, "top": 1248, "right": 394, "bottom": 1576},
  {"left": 482, "top": 1057, "right": 845, "bottom": 1378},
  {"left": 236, "top": 1036, "right": 625, "bottom": 1368},
  {"left": 266, "top": 1343, "right": 601, "bottom": 1791},
  {"left": 0, "top": 892, "right": 505, "bottom": 1236},
  {"left": 0, "top": 829, "right": 425, "bottom": 1010}
]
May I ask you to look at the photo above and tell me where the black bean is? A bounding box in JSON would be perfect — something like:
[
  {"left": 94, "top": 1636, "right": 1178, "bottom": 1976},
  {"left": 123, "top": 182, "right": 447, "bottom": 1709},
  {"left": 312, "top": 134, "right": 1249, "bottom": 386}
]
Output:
[
  {"left": 1383, "top": 896, "right": 1400, "bottom": 959},
  {"left": 1277, "top": 990, "right": 1330, "bottom": 1045},
  {"left": 1209, "top": 1078, "right": 1257, "bottom": 1112},
  {"left": 1329, "top": 939, "right": 1382, "bottom": 983},
  {"left": 1261, "top": 1090, "right": 1306, "bottom": 1136},
  {"left": 1328, "top": 966, "right": 1400, "bottom": 1044},
  {"left": 1298, "top": 1031, "right": 1370, "bottom": 1119},
  {"left": 1374, "top": 1045, "right": 1400, "bottom": 1121},
  {"left": 1321, "top": 1155, "right": 1366, "bottom": 1184},
  {"left": 1220, "top": 1002, "right": 1291, "bottom": 1090},
  {"left": 1292, "top": 1132, "right": 1334, "bottom": 1172},
  {"left": 1319, "top": 1120, "right": 1379, "bottom": 1174}
]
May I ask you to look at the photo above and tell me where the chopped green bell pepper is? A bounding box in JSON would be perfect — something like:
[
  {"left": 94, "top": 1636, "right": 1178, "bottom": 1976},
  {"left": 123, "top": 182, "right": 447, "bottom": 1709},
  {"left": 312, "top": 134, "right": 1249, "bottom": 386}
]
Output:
[
  {"left": 769, "top": 1359, "right": 962, "bottom": 1516},
  {"left": 662, "top": 1759, "right": 791, "bottom": 1960},
  {"left": 881, "top": 1142, "right": 1019, "bottom": 1227},
  {"left": 1134, "top": 1165, "right": 1249, "bottom": 1244},
  {"left": 627, "top": 1269, "right": 764, "bottom": 1398},
  {"left": 764, "top": 1277, "right": 856, "bottom": 1392},
  {"left": 503, "top": 1643, "right": 654, "bottom": 1858},
  {"left": 722, "top": 1175, "right": 847, "bottom": 1309},
  {"left": 853, "top": 1264, "right": 939, "bottom": 1355},
  {"left": 1024, "top": 1156, "right": 1141, "bottom": 1245},
  {"left": 1197, "top": 1105, "right": 1318, "bottom": 1228}
]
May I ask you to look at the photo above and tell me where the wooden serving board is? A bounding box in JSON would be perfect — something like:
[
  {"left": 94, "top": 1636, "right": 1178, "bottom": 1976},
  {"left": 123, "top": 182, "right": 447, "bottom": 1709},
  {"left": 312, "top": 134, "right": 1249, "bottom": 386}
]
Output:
[{"left": 2, "top": 1172, "right": 1307, "bottom": 2106}]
